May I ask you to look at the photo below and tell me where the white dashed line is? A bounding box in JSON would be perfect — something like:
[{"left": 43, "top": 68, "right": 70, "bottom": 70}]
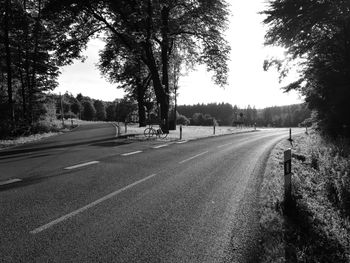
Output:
[
  {"left": 217, "top": 143, "right": 233, "bottom": 148},
  {"left": 64, "top": 161, "right": 100, "bottom": 170},
  {"left": 121, "top": 151, "right": 142, "bottom": 156},
  {"left": 179, "top": 151, "right": 209, "bottom": 164},
  {"left": 152, "top": 144, "right": 169, "bottom": 149},
  {"left": 0, "top": 178, "right": 22, "bottom": 186},
  {"left": 30, "top": 173, "right": 158, "bottom": 234}
]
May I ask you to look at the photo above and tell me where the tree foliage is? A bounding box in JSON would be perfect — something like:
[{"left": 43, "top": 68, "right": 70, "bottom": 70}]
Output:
[
  {"left": 0, "top": 0, "right": 60, "bottom": 137},
  {"left": 44, "top": 0, "right": 230, "bottom": 130},
  {"left": 263, "top": 0, "right": 350, "bottom": 137}
]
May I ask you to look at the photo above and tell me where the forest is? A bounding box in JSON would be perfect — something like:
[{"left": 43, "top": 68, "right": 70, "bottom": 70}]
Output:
[{"left": 177, "top": 103, "right": 310, "bottom": 127}]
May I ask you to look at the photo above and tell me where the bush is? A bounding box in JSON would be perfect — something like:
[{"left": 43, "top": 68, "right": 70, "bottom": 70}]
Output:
[
  {"left": 177, "top": 114, "right": 190, "bottom": 125},
  {"left": 315, "top": 137, "right": 350, "bottom": 217}
]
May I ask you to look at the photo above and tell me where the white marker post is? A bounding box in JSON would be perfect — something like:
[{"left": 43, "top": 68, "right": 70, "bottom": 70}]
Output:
[
  {"left": 284, "top": 148, "right": 292, "bottom": 207},
  {"left": 180, "top": 125, "right": 183, "bottom": 140}
]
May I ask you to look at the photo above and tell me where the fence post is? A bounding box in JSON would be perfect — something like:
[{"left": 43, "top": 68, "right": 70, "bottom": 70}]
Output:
[
  {"left": 213, "top": 123, "right": 216, "bottom": 135},
  {"left": 180, "top": 125, "right": 182, "bottom": 140},
  {"left": 289, "top": 128, "right": 292, "bottom": 140},
  {"left": 284, "top": 148, "right": 292, "bottom": 210}
]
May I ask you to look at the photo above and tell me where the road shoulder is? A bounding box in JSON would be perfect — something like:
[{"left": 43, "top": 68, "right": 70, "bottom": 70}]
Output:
[{"left": 259, "top": 132, "right": 350, "bottom": 262}]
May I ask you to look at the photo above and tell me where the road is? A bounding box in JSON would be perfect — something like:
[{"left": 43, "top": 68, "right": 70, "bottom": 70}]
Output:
[{"left": 0, "top": 123, "right": 294, "bottom": 262}]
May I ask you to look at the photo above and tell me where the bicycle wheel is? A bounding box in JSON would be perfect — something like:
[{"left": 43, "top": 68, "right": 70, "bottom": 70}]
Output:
[
  {"left": 157, "top": 129, "right": 168, "bottom": 139},
  {"left": 144, "top": 127, "right": 155, "bottom": 138}
]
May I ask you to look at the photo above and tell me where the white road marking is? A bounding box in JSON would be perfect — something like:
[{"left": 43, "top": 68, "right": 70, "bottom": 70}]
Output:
[
  {"left": 179, "top": 151, "right": 209, "bottom": 164},
  {"left": 153, "top": 144, "right": 169, "bottom": 149},
  {"left": 176, "top": 140, "right": 188, "bottom": 144},
  {"left": 217, "top": 143, "right": 233, "bottom": 148},
  {"left": 64, "top": 161, "right": 100, "bottom": 170},
  {"left": 121, "top": 151, "right": 142, "bottom": 156},
  {"left": 30, "top": 173, "right": 158, "bottom": 234},
  {"left": 0, "top": 178, "right": 22, "bottom": 186}
]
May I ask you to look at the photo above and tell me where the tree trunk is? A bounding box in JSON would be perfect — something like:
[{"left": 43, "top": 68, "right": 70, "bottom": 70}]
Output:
[
  {"left": 142, "top": 42, "right": 169, "bottom": 129},
  {"left": 137, "top": 99, "right": 146, "bottom": 127},
  {"left": 4, "top": 0, "right": 14, "bottom": 124},
  {"left": 17, "top": 46, "right": 27, "bottom": 120},
  {"left": 136, "top": 80, "right": 146, "bottom": 127},
  {"left": 160, "top": 6, "right": 170, "bottom": 132},
  {"left": 29, "top": 0, "right": 42, "bottom": 124},
  {"left": 143, "top": 0, "right": 169, "bottom": 131}
]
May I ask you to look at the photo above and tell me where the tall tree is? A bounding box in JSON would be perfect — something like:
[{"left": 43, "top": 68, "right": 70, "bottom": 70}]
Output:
[
  {"left": 2, "top": 0, "right": 14, "bottom": 123},
  {"left": 44, "top": 0, "right": 231, "bottom": 131},
  {"left": 1, "top": 0, "right": 59, "bottom": 128},
  {"left": 94, "top": 100, "right": 106, "bottom": 121},
  {"left": 263, "top": 0, "right": 350, "bottom": 137},
  {"left": 99, "top": 40, "right": 151, "bottom": 127}
]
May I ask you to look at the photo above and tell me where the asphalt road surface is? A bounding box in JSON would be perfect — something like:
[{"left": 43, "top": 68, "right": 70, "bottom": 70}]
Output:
[{"left": 0, "top": 123, "right": 296, "bottom": 262}]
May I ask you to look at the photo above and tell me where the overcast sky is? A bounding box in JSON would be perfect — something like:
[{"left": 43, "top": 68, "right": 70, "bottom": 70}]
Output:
[{"left": 54, "top": 0, "right": 303, "bottom": 108}]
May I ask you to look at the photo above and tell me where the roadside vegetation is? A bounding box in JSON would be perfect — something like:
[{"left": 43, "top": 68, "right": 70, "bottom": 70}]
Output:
[
  {"left": 260, "top": 2, "right": 350, "bottom": 260},
  {"left": 260, "top": 131, "right": 350, "bottom": 262}
]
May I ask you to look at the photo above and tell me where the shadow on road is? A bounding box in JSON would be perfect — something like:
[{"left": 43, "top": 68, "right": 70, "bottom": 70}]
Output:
[{"left": 0, "top": 137, "right": 131, "bottom": 159}]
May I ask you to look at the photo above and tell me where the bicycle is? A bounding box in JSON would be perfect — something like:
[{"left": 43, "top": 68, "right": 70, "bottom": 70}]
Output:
[{"left": 144, "top": 125, "right": 168, "bottom": 139}]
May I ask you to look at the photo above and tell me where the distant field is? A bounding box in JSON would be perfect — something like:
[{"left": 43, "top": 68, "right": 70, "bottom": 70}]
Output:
[{"left": 125, "top": 124, "right": 256, "bottom": 141}]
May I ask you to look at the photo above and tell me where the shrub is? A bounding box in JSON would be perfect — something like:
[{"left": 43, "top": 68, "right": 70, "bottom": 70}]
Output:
[{"left": 177, "top": 114, "right": 190, "bottom": 125}]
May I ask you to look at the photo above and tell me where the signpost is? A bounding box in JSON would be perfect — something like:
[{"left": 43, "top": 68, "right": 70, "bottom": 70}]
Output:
[{"left": 284, "top": 148, "right": 292, "bottom": 207}]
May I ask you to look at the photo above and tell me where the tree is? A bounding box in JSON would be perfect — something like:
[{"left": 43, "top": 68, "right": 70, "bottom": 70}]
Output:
[
  {"left": 81, "top": 100, "right": 96, "bottom": 121},
  {"left": 0, "top": 0, "right": 60, "bottom": 136},
  {"left": 99, "top": 42, "right": 151, "bottom": 127},
  {"left": 115, "top": 99, "right": 137, "bottom": 123},
  {"left": 106, "top": 103, "right": 116, "bottom": 121},
  {"left": 44, "top": 0, "right": 230, "bottom": 131},
  {"left": 71, "top": 100, "right": 82, "bottom": 118},
  {"left": 263, "top": 0, "right": 350, "bottom": 137},
  {"left": 93, "top": 100, "right": 106, "bottom": 121}
]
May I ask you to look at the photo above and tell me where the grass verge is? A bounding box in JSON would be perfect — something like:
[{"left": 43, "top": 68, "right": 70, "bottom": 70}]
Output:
[
  {"left": 0, "top": 119, "right": 79, "bottom": 149},
  {"left": 260, "top": 131, "right": 350, "bottom": 262}
]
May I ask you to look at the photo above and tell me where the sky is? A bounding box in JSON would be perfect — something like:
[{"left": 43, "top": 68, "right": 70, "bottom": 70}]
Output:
[{"left": 54, "top": 0, "right": 303, "bottom": 109}]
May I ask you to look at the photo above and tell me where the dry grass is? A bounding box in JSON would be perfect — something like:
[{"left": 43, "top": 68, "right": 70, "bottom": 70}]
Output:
[
  {"left": 125, "top": 123, "right": 255, "bottom": 141},
  {"left": 0, "top": 122, "right": 255, "bottom": 149},
  {"left": 260, "top": 131, "right": 350, "bottom": 262},
  {"left": 0, "top": 132, "right": 60, "bottom": 149},
  {"left": 0, "top": 118, "right": 82, "bottom": 150}
]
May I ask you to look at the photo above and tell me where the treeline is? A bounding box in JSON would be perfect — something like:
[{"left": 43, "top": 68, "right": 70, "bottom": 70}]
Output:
[
  {"left": 177, "top": 103, "right": 311, "bottom": 127},
  {"left": 46, "top": 92, "right": 137, "bottom": 123}
]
